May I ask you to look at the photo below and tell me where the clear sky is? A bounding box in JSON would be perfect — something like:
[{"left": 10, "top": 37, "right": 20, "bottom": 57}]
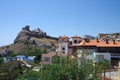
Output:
[{"left": 0, "top": 0, "right": 120, "bottom": 46}]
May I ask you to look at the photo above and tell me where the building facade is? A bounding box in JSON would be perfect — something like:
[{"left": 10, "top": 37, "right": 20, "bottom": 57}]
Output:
[{"left": 56, "top": 36, "right": 120, "bottom": 60}]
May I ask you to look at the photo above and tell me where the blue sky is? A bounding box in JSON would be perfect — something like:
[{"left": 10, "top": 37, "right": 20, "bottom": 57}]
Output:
[{"left": 0, "top": 0, "right": 120, "bottom": 46}]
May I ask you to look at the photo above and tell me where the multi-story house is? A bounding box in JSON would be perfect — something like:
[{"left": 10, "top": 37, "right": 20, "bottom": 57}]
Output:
[
  {"left": 56, "top": 36, "right": 82, "bottom": 55},
  {"left": 56, "top": 36, "right": 120, "bottom": 64}
]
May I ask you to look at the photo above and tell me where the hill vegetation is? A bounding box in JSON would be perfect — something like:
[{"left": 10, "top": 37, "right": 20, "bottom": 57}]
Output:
[{"left": 0, "top": 26, "right": 58, "bottom": 53}]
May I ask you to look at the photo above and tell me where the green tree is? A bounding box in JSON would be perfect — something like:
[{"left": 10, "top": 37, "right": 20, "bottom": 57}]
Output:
[
  {"left": 9, "top": 51, "right": 19, "bottom": 57},
  {"left": 52, "top": 53, "right": 60, "bottom": 64},
  {"left": 96, "top": 59, "right": 110, "bottom": 80},
  {"left": 34, "top": 55, "right": 41, "bottom": 63},
  {"left": 16, "top": 55, "right": 105, "bottom": 80},
  {"left": 39, "top": 56, "right": 100, "bottom": 80},
  {"left": 0, "top": 57, "right": 3, "bottom": 64},
  {"left": 0, "top": 61, "right": 26, "bottom": 80},
  {"left": 33, "top": 48, "right": 42, "bottom": 63},
  {"left": 16, "top": 71, "right": 41, "bottom": 80}
]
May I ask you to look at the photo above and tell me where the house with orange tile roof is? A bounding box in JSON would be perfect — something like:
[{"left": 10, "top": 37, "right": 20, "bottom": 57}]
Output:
[
  {"left": 56, "top": 36, "right": 120, "bottom": 65},
  {"left": 56, "top": 35, "right": 82, "bottom": 55},
  {"left": 77, "top": 39, "right": 120, "bottom": 65},
  {"left": 57, "top": 36, "right": 120, "bottom": 54},
  {"left": 78, "top": 39, "right": 120, "bottom": 54},
  {"left": 71, "top": 35, "right": 82, "bottom": 46},
  {"left": 42, "top": 51, "right": 66, "bottom": 64}
]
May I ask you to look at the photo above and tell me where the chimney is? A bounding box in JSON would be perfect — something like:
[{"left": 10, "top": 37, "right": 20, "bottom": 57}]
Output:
[
  {"left": 96, "top": 38, "right": 99, "bottom": 42},
  {"left": 85, "top": 38, "right": 89, "bottom": 42},
  {"left": 113, "top": 40, "right": 115, "bottom": 44},
  {"left": 106, "top": 39, "right": 109, "bottom": 44}
]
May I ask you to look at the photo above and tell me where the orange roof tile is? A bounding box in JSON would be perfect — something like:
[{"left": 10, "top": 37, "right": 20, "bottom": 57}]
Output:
[
  {"left": 97, "top": 41, "right": 120, "bottom": 47},
  {"left": 59, "top": 36, "right": 69, "bottom": 39},
  {"left": 42, "top": 51, "right": 66, "bottom": 58},
  {"left": 78, "top": 39, "right": 120, "bottom": 47},
  {"left": 42, "top": 52, "right": 55, "bottom": 58},
  {"left": 79, "top": 39, "right": 97, "bottom": 46},
  {"left": 55, "top": 44, "right": 59, "bottom": 47},
  {"left": 71, "top": 35, "right": 81, "bottom": 38}
]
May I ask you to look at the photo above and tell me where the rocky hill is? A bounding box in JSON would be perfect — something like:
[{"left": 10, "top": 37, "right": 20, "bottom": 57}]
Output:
[{"left": 0, "top": 26, "right": 58, "bottom": 53}]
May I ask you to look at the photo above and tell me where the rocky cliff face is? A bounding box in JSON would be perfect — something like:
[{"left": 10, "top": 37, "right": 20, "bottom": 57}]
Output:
[
  {"left": 14, "top": 26, "right": 47, "bottom": 43},
  {"left": 0, "top": 26, "right": 58, "bottom": 53}
]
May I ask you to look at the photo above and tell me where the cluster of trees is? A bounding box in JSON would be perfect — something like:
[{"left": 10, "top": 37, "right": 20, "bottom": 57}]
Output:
[
  {"left": 17, "top": 55, "right": 110, "bottom": 80},
  {"left": 0, "top": 46, "right": 110, "bottom": 80},
  {"left": 9, "top": 46, "right": 47, "bottom": 63},
  {"left": 0, "top": 61, "right": 28, "bottom": 80},
  {"left": 0, "top": 46, "right": 44, "bottom": 80},
  {"left": 39, "top": 57, "right": 97, "bottom": 80}
]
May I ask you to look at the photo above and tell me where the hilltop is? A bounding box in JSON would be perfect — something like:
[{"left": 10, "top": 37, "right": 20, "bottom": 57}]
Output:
[{"left": 0, "top": 26, "right": 58, "bottom": 53}]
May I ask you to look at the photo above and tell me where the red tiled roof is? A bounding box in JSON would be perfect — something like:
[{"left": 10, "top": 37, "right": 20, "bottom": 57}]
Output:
[
  {"left": 71, "top": 35, "right": 81, "bottom": 38},
  {"left": 55, "top": 44, "right": 59, "bottom": 47},
  {"left": 42, "top": 52, "right": 55, "bottom": 58},
  {"left": 78, "top": 39, "right": 120, "bottom": 47},
  {"left": 59, "top": 36, "right": 69, "bottom": 39},
  {"left": 42, "top": 51, "right": 66, "bottom": 58},
  {"left": 79, "top": 39, "right": 97, "bottom": 46},
  {"left": 97, "top": 41, "right": 120, "bottom": 47}
]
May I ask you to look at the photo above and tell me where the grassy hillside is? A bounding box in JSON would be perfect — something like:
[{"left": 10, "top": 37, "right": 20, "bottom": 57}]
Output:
[{"left": 0, "top": 38, "right": 58, "bottom": 53}]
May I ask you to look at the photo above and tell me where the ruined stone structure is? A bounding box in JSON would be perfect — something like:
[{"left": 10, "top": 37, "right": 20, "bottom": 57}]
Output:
[{"left": 14, "top": 26, "right": 47, "bottom": 43}]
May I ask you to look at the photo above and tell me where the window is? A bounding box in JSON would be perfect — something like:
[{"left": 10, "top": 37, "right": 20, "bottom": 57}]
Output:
[
  {"left": 44, "top": 57, "right": 50, "bottom": 62},
  {"left": 74, "top": 40, "right": 77, "bottom": 44},
  {"left": 61, "top": 46, "right": 65, "bottom": 53},
  {"left": 62, "top": 47, "right": 65, "bottom": 50},
  {"left": 96, "top": 55, "right": 104, "bottom": 61},
  {"left": 62, "top": 51, "right": 65, "bottom": 53}
]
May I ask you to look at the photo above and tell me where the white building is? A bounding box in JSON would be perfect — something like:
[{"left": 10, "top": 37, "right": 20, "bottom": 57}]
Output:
[
  {"left": 71, "top": 36, "right": 81, "bottom": 46},
  {"left": 58, "top": 36, "right": 69, "bottom": 54},
  {"left": 57, "top": 35, "right": 82, "bottom": 55},
  {"left": 86, "top": 52, "right": 111, "bottom": 62}
]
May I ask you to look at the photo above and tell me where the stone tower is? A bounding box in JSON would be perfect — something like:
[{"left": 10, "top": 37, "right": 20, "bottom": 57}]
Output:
[{"left": 58, "top": 36, "right": 69, "bottom": 54}]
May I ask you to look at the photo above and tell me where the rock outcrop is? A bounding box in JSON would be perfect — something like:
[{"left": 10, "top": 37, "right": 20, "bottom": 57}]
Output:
[
  {"left": 14, "top": 26, "right": 48, "bottom": 43},
  {"left": 0, "top": 26, "right": 58, "bottom": 53}
]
